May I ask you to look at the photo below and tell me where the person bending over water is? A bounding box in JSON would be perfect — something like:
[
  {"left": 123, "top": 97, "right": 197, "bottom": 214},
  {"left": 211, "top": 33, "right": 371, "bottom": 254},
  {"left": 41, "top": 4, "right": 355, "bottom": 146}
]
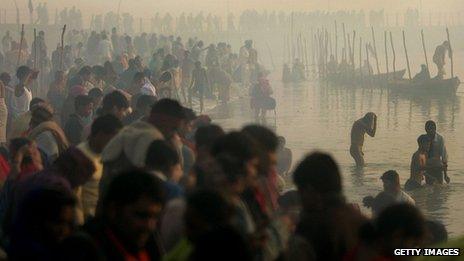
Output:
[{"left": 350, "top": 112, "right": 377, "bottom": 167}]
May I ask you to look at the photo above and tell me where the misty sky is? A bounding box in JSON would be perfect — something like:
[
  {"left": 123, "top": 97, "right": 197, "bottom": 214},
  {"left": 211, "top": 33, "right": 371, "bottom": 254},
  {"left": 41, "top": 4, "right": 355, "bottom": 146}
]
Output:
[{"left": 5, "top": 0, "right": 464, "bottom": 18}]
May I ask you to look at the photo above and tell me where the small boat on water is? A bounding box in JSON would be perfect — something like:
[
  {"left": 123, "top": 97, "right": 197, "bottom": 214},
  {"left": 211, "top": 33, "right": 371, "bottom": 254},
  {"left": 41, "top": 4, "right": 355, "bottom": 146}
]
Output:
[
  {"left": 324, "top": 69, "right": 406, "bottom": 86},
  {"left": 387, "top": 77, "right": 461, "bottom": 95}
]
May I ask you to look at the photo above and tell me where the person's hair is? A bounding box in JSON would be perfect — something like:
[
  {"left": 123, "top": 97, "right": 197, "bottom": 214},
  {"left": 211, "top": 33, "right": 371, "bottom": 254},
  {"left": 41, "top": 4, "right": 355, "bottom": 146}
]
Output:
[
  {"left": 9, "top": 138, "right": 32, "bottom": 164},
  {"left": 74, "top": 95, "right": 93, "bottom": 110},
  {"left": 0, "top": 72, "right": 11, "bottom": 84},
  {"left": 132, "top": 72, "right": 145, "bottom": 84},
  {"left": 16, "top": 65, "right": 32, "bottom": 80},
  {"left": 92, "top": 65, "right": 106, "bottom": 78},
  {"left": 195, "top": 124, "right": 225, "bottom": 151},
  {"left": 150, "top": 98, "right": 185, "bottom": 119},
  {"left": 376, "top": 203, "right": 426, "bottom": 240},
  {"left": 277, "top": 136, "right": 286, "bottom": 147},
  {"left": 135, "top": 95, "right": 157, "bottom": 110},
  {"left": 52, "top": 148, "right": 96, "bottom": 188},
  {"left": 14, "top": 187, "right": 76, "bottom": 237},
  {"left": 78, "top": 66, "right": 92, "bottom": 76},
  {"left": 102, "top": 170, "right": 165, "bottom": 208},
  {"left": 425, "top": 220, "right": 448, "bottom": 245},
  {"left": 425, "top": 120, "right": 436, "bottom": 130},
  {"left": 211, "top": 132, "right": 259, "bottom": 165},
  {"left": 30, "top": 97, "right": 45, "bottom": 109},
  {"left": 90, "top": 114, "right": 123, "bottom": 137},
  {"left": 101, "top": 91, "right": 129, "bottom": 111},
  {"left": 31, "top": 106, "right": 54, "bottom": 125},
  {"left": 145, "top": 140, "right": 180, "bottom": 174},
  {"left": 186, "top": 189, "right": 232, "bottom": 229},
  {"left": 88, "top": 87, "right": 103, "bottom": 99},
  {"left": 183, "top": 108, "right": 197, "bottom": 122},
  {"left": 242, "top": 125, "right": 278, "bottom": 152},
  {"left": 293, "top": 152, "right": 341, "bottom": 194},
  {"left": 417, "top": 134, "right": 430, "bottom": 145}
]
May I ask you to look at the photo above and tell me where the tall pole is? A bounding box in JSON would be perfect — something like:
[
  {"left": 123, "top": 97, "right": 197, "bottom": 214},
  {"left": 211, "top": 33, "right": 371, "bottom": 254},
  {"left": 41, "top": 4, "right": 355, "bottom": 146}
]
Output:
[
  {"left": 446, "top": 27, "right": 454, "bottom": 78},
  {"left": 334, "top": 20, "right": 338, "bottom": 63},
  {"left": 420, "top": 29, "right": 430, "bottom": 76},
  {"left": 384, "top": 31, "right": 389, "bottom": 81},
  {"left": 359, "top": 36, "right": 363, "bottom": 82},
  {"left": 402, "top": 30, "right": 412, "bottom": 80},
  {"left": 59, "top": 25, "right": 67, "bottom": 71},
  {"left": 390, "top": 31, "right": 397, "bottom": 79},
  {"left": 342, "top": 23, "right": 346, "bottom": 62},
  {"left": 371, "top": 26, "right": 381, "bottom": 75},
  {"left": 16, "top": 24, "right": 24, "bottom": 67}
]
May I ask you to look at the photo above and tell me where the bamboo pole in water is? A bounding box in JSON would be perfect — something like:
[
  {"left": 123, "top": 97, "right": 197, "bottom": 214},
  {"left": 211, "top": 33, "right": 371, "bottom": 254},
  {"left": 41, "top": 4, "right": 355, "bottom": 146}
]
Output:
[
  {"left": 352, "top": 31, "right": 356, "bottom": 69},
  {"left": 334, "top": 20, "right": 338, "bottom": 63},
  {"left": 420, "top": 29, "right": 430, "bottom": 76},
  {"left": 16, "top": 24, "right": 24, "bottom": 67},
  {"left": 384, "top": 31, "right": 389, "bottom": 81},
  {"left": 446, "top": 27, "right": 454, "bottom": 78},
  {"left": 359, "top": 36, "right": 363, "bottom": 82},
  {"left": 366, "top": 43, "right": 372, "bottom": 86},
  {"left": 371, "top": 26, "right": 381, "bottom": 75},
  {"left": 402, "top": 30, "right": 412, "bottom": 80},
  {"left": 291, "top": 12, "right": 294, "bottom": 60},
  {"left": 390, "top": 31, "right": 397, "bottom": 80},
  {"left": 342, "top": 23, "right": 347, "bottom": 62}
]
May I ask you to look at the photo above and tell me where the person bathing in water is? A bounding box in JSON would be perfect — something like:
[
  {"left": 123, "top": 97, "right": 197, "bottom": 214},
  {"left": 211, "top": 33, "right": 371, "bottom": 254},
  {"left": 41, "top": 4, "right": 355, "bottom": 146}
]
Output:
[
  {"left": 424, "top": 120, "right": 449, "bottom": 185},
  {"left": 405, "top": 135, "right": 430, "bottom": 191},
  {"left": 350, "top": 112, "right": 377, "bottom": 167}
]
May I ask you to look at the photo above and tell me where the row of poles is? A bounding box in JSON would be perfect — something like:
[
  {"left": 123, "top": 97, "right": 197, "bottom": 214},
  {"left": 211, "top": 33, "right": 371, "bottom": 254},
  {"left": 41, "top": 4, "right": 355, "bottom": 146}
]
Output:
[{"left": 284, "top": 20, "right": 454, "bottom": 81}]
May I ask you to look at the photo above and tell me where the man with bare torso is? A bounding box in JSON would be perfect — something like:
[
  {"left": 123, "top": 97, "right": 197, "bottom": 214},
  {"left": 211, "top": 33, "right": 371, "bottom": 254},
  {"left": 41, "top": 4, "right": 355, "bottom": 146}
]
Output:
[{"left": 350, "top": 112, "right": 377, "bottom": 166}]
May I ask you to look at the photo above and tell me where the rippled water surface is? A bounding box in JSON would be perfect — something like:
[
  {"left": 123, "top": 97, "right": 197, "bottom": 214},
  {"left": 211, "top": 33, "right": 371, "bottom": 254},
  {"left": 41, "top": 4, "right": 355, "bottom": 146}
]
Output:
[{"left": 210, "top": 73, "right": 464, "bottom": 237}]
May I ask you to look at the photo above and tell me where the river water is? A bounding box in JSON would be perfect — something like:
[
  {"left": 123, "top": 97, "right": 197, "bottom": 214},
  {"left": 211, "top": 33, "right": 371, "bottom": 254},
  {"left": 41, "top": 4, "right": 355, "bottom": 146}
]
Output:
[{"left": 210, "top": 72, "right": 464, "bottom": 237}]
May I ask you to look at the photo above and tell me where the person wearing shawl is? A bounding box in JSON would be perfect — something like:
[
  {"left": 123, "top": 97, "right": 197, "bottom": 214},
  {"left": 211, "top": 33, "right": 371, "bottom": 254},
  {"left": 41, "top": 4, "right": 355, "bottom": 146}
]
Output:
[{"left": 27, "top": 106, "right": 69, "bottom": 162}]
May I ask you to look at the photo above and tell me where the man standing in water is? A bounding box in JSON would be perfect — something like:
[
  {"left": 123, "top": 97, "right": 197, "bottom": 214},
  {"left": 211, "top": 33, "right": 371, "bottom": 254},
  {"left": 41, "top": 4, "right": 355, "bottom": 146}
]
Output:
[
  {"left": 350, "top": 112, "right": 377, "bottom": 167},
  {"left": 424, "top": 120, "right": 449, "bottom": 184},
  {"left": 432, "top": 41, "right": 451, "bottom": 79}
]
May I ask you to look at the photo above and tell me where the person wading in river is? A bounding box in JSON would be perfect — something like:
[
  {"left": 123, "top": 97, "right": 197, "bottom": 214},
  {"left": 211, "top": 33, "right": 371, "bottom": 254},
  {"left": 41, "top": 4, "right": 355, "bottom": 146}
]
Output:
[{"left": 350, "top": 112, "right": 377, "bottom": 167}]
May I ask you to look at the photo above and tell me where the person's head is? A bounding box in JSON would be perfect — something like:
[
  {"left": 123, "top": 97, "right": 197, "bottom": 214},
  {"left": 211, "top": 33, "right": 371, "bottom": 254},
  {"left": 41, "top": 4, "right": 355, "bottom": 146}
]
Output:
[
  {"left": 242, "top": 125, "right": 278, "bottom": 177},
  {"left": 381, "top": 170, "right": 401, "bottom": 193},
  {"left": 101, "top": 170, "right": 164, "bottom": 250},
  {"left": 425, "top": 120, "right": 437, "bottom": 138},
  {"left": 424, "top": 220, "right": 448, "bottom": 246},
  {"left": 185, "top": 190, "right": 232, "bottom": 241},
  {"left": 101, "top": 91, "right": 130, "bottom": 120},
  {"left": 293, "top": 152, "right": 342, "bottom": 209},
  {"left": 9, "top": 138, "right": 41, "bottom": 168},
  {"left": 135, "top": 95, "right": 157, "bottom": 117},
  {"left": 417, "top": 134, "right": 430, "bottom": 152},
  {"left": 30, "top": 97, "right": 46, "bottom": 110},
  {"left": 16, "top": 66, "right": 33, "bottom": 85},
  {"left": 13, "top": 188, "right": 76, "bottom": 246},
  {"left": 215, "top": 153, "right": 248, "bottom": 195},
  {"left": 30, "top": 106, "right": 54, "bottom": 128},
  {"left": 74, "top": 95, "right": 93, "bottom": 118},
  {"left": 149, "top": 99, "right": 186, "bottom": 139},
  {"left": 212, "top": 132, "right": 260, "bottom": 185},
  {"left": 195, "top": 124, "right": 225, "bottom": 160},
  {"left": 132, "top": 72, "right": 145, "bottom": 89},
  {"left": 0, "top": 72, "right": 12, "bottom": 85},
  {"left": 88, "top": 87, "right": 103, "bottom": 108},
  {"left": 145, "top": 140, "right": 182, "bottom": 183},
  {"left": 195, "top": 61, "right": 202, "bottom": 68},
  {"left": 89, "top": 115, "right": 123, "bottom": 154},
  {"left": 363, "top": 112, "right": 376, "bottom": 124},
  {"left": 91, "top": 65, "right": 106, "bottom": 81},
  {"left": 375, "top": 204, "right": 426, "bottom": 256},
  {"left": 78, "top": 66, "right": 93, "bottom": 82},
  {"left": 178, "top": 108, "right": 196, "bottom": 137}
]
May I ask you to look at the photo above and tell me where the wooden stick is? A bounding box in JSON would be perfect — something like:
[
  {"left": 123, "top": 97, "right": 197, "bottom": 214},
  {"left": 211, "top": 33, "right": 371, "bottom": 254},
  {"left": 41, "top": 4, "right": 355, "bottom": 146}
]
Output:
[
  {"left": 420, "top": 29, "right": 430, "bottom": 76},
  {"left": 33, "top": 28, "right": 37, "bottom": 70},
  {"left": 384, "top": 31, "right": 389, "bottom": 81},
  {"left": 352, "top": 31, "right": 356, "bottom": 69},
  {"left": 366, "top": 43, "right": 372, "bottom": 85},
  {"left": 402, "top": 30, "right": 412, "bottom": 80},
  {"left": 359, "top": 36, "right": 363, "bottom": 82},
  {"left": 334, "top": 20, "right": 338, "bottom": 63},
  {"left": 371, "top": 26, "right": 381, "bottom": 75},
  {"left": 446, "top": 27, "right": 454, "bottom": 78},
  {"left": 342, "top": 23, "right": 346, "bottom": 62},
  {"left": 390, "top": 31, "right": 397, "bottom": 80},
  {"left": 16, "top": 24, "right": 24, "bottom": 67},
  {"left": 291, "top": 12, "right": 294, "bottom": 60},
  {"left": 59, "top": 25, "right": 67, "bottom": 71}
]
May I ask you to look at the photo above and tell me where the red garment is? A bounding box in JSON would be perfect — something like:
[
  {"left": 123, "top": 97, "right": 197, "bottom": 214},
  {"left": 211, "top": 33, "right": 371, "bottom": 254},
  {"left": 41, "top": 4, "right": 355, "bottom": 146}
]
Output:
[
  {"left": 0, "top": 155, "right": 10, "bottom": 181},
  {"left": 105, "top": 228, "right": 150, "bottom": 261}
]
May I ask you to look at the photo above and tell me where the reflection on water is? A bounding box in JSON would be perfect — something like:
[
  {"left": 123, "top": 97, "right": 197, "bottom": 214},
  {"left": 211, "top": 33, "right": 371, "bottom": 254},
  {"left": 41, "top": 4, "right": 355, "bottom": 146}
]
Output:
[{"left": 211, "top": 75, "right": 464, "bottom": 237}]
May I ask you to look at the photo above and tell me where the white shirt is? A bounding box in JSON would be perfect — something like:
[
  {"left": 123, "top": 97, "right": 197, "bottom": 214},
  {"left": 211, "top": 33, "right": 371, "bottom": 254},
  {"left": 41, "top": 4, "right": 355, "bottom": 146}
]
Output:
[
  {"left": 10, "top": 87, "right": 32, "bottom": 119},
  {"left": 140, "top": 78, "right": 157, "bottom": 97}
]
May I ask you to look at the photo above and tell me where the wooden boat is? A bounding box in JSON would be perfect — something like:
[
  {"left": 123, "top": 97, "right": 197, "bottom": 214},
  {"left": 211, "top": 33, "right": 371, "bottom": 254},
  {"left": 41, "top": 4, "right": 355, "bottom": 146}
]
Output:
[
  {"left": 387, "top": 77, "right": 460, "bottom": 95},
  {"left": 324, "top": 69, "right": 406, "bottom": 86}
]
